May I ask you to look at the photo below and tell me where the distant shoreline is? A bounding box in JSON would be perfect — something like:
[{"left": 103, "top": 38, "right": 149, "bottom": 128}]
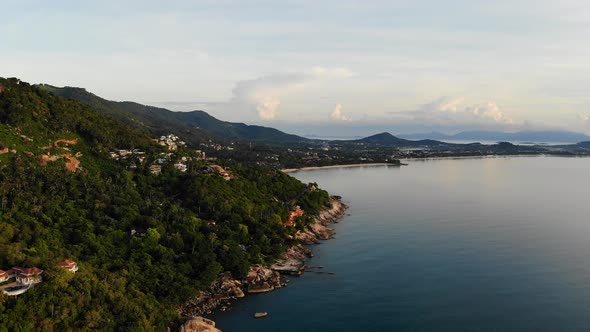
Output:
[
  {"left": 399, "top": 153, "right": 590, "bottom": 162},
  {"left": 282, "top": 163, "right": 400, "bottom": 173},
  {"left": 281, "top": 155, "right": 590, "bottom": 174}
]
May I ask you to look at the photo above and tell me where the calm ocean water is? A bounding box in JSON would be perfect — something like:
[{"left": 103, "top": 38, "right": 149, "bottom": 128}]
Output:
[{"left": 213, "top": 156, "right": 590, "bottom": 331}]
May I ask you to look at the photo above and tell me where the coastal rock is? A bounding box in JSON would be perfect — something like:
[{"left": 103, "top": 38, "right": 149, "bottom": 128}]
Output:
[
  {"left": 316, "top": 198, "right": 348, "bottom": 225},
  {"left": 308, "top": 222, "right": 335, "bottom": 240},
  {"left": 270, "top": 244, "right": 312, "bottom": 275},
  {"left": 220, "top": 278, "right": 245, "bottom": 298},
  {"left": 270, "top": 258, "right": 304, "bottom": 275},
  {"left": 179, "top": 317, "right": 221, "bottom": 332},
  {"left": 286, "top": 244, "right": 313, "bottom": 260},
  {"left": 295, "top": 197, "right": 347, "bottom": 242},
  {"left": 291, "top": 197, "right": 347, "bottom": 273},
  {"left": 245, "top": 265, "right": 281, "bottom": 293},
  {"left": 295, "top": 229, "right": 319, "bottom": 244},
  {"left": 247, "top": 282, "right": 274, "bottom": 293},
  {"left": 176, "top": 273, "right": 243, "bottom": 317}
]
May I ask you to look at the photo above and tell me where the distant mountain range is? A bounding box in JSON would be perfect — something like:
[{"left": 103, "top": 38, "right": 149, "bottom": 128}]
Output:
[{"left": 398, "top": 130, "right": 590, "bottom": 143}]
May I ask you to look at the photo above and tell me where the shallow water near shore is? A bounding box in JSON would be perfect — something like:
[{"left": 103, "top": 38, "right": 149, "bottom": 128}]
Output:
[{"left": 212, "top": 156, "right": 590, "bottom": 331}]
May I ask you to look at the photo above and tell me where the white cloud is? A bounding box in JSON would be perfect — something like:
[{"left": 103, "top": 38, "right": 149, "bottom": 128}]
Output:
[
  {"left": 467, "top": 101, "right": 514, "bottom": 124},
  {"left": 229, "top": 73, "right": 307, "bottom": 120},
  {"left": 427, "top": 97, "right": 465, "bottom": 113},
  {"left": 227, "top": 67, "right": 353, "bottom": 120},
  {"left": 424, "top": 97, "right": 514, "bottom": 125},
  {"left": 388, "top": 97, "right": 515, "bottom": 129},
  {"left": 256, "top": 98, "right": 281, "bottom": 120},
  {"left": 330, "top": 103, "right": 352, "bottom": 122}
]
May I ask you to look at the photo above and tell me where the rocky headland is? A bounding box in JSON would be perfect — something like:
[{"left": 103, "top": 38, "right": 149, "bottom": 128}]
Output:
[{"left": 176, "top": 196, "right": 347, "bottom": 330}]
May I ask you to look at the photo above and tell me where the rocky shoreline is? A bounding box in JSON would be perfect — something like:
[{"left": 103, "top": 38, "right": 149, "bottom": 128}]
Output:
[{"left": 176, "top": 196, "right": 348, "bottom": 329}]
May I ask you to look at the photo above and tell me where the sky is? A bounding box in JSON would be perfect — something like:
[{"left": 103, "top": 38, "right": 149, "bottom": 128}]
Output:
[{"left": 1, "top": 0, "right": 589, "bottom": 136}]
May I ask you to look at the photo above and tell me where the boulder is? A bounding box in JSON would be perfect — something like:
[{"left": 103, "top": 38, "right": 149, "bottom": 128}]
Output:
[
  {"left": 245, "top": 265, "right": 281, "bottom": 293},
  {"left": 295, "top": 229, "right": 318, "bottom": 244},
  {"left": 179, "top": 317, "right": 221, "bottom": 332},
  {"left": 176, "top": 273, "right": 243, "bottom": 317},
  {"left": 308, "top": 222, "right": 335, "bottom": 240}
]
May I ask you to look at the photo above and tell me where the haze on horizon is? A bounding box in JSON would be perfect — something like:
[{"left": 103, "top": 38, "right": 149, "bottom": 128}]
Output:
[{"left": 1, "top": 0, "right": 589, "bottom": 136}]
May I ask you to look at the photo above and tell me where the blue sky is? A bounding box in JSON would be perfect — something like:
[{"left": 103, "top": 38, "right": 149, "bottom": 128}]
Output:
[{"left": 2, "top": 0, "right": 589, "bottom": 135}]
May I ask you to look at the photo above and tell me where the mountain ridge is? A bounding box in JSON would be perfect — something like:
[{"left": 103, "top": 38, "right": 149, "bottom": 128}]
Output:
[
  {"left": 40, "top": 85, "right": 309, "bottom": 145},
  {"left": 399, "top": 130, "right": 590, "bottom": 143},
  {"left": 349, "top": 132, "right": 456, "bottom": 147}
]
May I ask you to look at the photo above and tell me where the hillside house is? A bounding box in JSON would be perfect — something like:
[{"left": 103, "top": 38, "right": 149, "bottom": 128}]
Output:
[
  {"left": 174, "top": 162, "right": 188, "bottom": 172},
  {"left": 156, "top": 134, "right": 183, "bottom": 151},
  {"left": 150, "top": 164, "right": 162, "bottom": 175},
  {"left": 0, "top": 270, "right": 10, "bottom": 283},
  {"left": 8, "top": 267, "right": 44, "bottom": 285},
  {"left": 195, "top": 150, "right": 206, "bottom": 160},
  {"left": 208, "top": 165, "right": 234, "bottom": 180},
  {"left": 57, "top": 259, "right": 79, "bottom": 273}
]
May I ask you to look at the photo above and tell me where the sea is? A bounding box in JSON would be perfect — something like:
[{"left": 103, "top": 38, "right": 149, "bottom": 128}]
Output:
[{"left": 212, "top": 156, "right": 590, "bottom": 331}]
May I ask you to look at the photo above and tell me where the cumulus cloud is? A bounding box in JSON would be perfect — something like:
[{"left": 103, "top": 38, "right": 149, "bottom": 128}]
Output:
[
  {"left": 330, "top": 103, "right": 352, "bottom": 122},
  {"left": 428, "top": 97, "right": 465, "bottom": 112},
  {"left": 227, "top": 67, "right": 354, "bottom": 120},
  {"left": 467, "top": 101, "right": 513, "bottom": 124},
  {"left": 389, "top": 97, "right": 514, "bottom": 128},
  {"left": 230, "top": 73, "right": 306, "bottom": 120},
  {"left": 578, "top": 114, "right": 590, "bottom": 125},
  {"left": 256, "top": 98, "right": 281, "bottom": 120}
]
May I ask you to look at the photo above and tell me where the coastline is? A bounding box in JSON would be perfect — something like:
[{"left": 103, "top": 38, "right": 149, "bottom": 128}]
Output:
[
  {"left": 399, "top": 153, "right": 568, "bottom": 162},
  {"left": 176, "top": 196, "right": 348, "bottom": 328},
  {"left": 282, "top": 155, "right": 590, "bottom": 175},
  {"left": 282, "top": 162, "right": 399, "bottom": 173}
]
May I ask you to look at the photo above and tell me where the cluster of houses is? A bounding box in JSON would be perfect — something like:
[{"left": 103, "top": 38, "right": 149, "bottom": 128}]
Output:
[
  {"left": 149, "top": 155, "right": 192, "bottom": 175},
  {"left": 0, "top": 267, "right": 44, "bottom": 285},
  {"left": 0, "top": 260, "right": 78, "bottom": 296},
  {"left": 109, "top": 148, "right": 146, "bottom": 162},
  {"left": 200, "top": 140, "right": 234, "bottom": 152},
  {"left": 154, "top": 134, "right": 186, "bottom": 151},
  {"left": 110, "top": 134, "right": 217, "bottom": 176}
]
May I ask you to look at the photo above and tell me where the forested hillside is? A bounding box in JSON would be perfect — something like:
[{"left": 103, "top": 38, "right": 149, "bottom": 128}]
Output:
[
  {"left": 42, "top": 85, "right": 308, "bottom": 146},
  {"left": 0, "top": 78, "right": 329, "bottom": 331}
]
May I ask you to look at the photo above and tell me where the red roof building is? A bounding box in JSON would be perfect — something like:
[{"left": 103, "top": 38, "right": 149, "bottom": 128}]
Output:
[
  {"left": 10, "top": 267, "right": 44, "bottom": 285},
  {"left": 57, "top": 259, "right": 79, "bottom": 273},
  {"left": 0, "top": 269, "right": 9, "bottom": 282}
]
